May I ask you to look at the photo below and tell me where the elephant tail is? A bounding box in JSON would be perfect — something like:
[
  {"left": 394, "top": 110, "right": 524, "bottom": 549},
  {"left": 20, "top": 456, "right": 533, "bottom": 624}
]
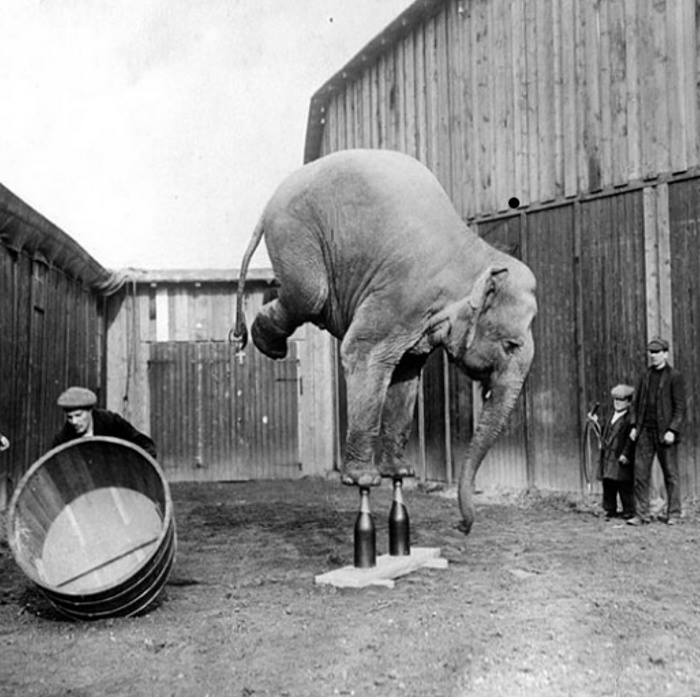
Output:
[{"left": 229, "top": 217, "right": 265, "bottom": 351}]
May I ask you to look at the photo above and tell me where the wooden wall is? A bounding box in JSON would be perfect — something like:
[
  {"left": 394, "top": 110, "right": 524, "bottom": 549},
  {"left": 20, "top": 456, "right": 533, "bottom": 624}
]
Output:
[
  {"left": 307, "top": 0, "right": 700, "bottom": 497},
  {"left": 310, "top": 0, "right": 700, "bottom": 213},
  {"left": 0, "top": 247, "right": 105, "bottom": 506},
  {"left": 106, "top": 275, "right": 336, "bottom": 482}
]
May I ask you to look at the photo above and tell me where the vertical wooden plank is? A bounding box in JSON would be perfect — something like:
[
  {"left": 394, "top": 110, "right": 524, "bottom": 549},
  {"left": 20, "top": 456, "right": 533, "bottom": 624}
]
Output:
[
  {"left": 415, "top": 25, "right": 428, "bottom": 165},
  {"left": 377, "top": 53, "right": 388, "bottom": 149},
  {"left": 155, "top": 287, "right": 168, "bottom": 342},
  {"left": 511, "top": 0, "right": 529, "bottom": 205},
  {"left": 561, "top": 0, "right": 578, "bottom": 196},
  {"left": 474, "top": 0, "right": 494, "bottom": 209},
  {"left": 394, "top": 42, "right": 406, "bottom": 153},
  {"left": 332, "top": 92, "right": 342, "bottom": 152},
  {"left": 656, "top": 183, "right": 673, "bottom": 346},
  {"left": 386, "top": 46, "right": 398, "bottom": 151},
  {"left": 525, "top": 0, "right": 540, "bottom": 202},
  {"left": 369, "top": 62, "right": 379, "bottom": 148},
  {"left": 321, "top": 102, "right": 331, "bottom": 156},
  {"left": 461, "top": 0, "right": 477, "bottom": 213},
  {"left": 354, "top": 77, "right": 364, "bottom": 148},
  {"left": 325, "top": 94, "right": 335, "bottom": 154},
  {"left": 361, "top": 68, "right": 372, "bottom": 148},
  {"left": 666, "top": 0, "right": 688, "bottom": 171},
  {"left": 584, "top": 0, "right": 602, "bottom": 191},
  {"left": 551, "top": 0, "right": 565, "bottom": 198},
  {"left": 650, "top": 0, "right": 670, "bottom": 175},
  {"left": 492, "top": 0, "right": 511, "bottom": 209},
  {"left": 608, "top": 0, "right": 628, "bottom": 185},
  {"left": 424, "top": 14, "right": 437, "bottom": 171},
  {"left": 638, "top": 0, "right": 668, "bottom": 177},
  {"left": 403, "top": 29, "right": 417, "bottom": 158},
  {"left": 344, "top": 85, "right": 354, "bottom": 149},
  {"left": 172, "top": 288, "right": 189, "bottom": 341},
  {"left": 624, "top": 0, "right": 642, "bottom": 180},
  {"left": 329, "top": 93, "right": 341, "bottom": 153},
  {"left": 435, "top": 7, "right": 451, "bottom": 187},
  {"left": 643, "top": 186, "right": 660, "bottom": 339},
  {"left": 598, "top": 0, "right": 613, "bottom": 186},
  {"left": 447, "top": 0, "right": 464, "bottom": 214},
  {"left": 574, "top": 0, "right": 589, "bottom": 193},
  {"left": 683, "top": 0, "right": 698, "bottom": 168},
  {"left": 536, "top": 0, "right": 555, "bottom": 199}
]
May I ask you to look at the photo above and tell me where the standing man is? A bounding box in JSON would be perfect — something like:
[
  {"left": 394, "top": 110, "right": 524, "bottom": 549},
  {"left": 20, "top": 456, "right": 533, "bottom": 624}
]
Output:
[
  {"left": 627, "top": 338, "right": 686, "bottom": 526},
  {"left": 51, "top": 386, "right": 157, "bottom": 458}
]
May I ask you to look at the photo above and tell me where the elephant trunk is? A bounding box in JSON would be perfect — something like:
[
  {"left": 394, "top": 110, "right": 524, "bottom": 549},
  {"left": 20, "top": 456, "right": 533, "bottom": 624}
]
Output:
[{"left": 458, "top": 339, "right": 533, "bottom": 533}]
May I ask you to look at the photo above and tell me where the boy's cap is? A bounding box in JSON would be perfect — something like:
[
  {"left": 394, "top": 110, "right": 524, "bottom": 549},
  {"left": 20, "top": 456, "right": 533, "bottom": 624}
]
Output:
[
  {"left": 57, "top": 386, "right": 97, "bottom": 409},
  {"left": 647, "top": 337, "right": 669, "bottom": 352},
  {"left": 611, "top": 384, "right": 634, "bottom": 400}
]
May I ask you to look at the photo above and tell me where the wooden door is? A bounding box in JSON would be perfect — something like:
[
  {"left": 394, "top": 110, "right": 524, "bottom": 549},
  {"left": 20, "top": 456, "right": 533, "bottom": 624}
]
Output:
[{"left": 148, "top": 341, "right": 299, "bottom": 481}]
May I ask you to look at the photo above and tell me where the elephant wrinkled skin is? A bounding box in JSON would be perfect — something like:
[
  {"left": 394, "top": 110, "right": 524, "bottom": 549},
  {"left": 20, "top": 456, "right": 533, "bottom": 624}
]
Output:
[{"left": 231, "top": 149, "right": 537, "bottom": 533}]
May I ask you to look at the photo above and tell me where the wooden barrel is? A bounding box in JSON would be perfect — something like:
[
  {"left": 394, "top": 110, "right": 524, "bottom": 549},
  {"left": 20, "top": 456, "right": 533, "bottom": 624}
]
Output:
[{"left": 6, "top": 436, "right": 176, "bottom": 620}]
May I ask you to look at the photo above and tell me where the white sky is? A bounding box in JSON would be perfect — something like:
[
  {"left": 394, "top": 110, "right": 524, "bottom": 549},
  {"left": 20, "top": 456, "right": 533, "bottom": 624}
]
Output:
[{"left": 1, "top": 0, "right": 411, "bottom": 271}]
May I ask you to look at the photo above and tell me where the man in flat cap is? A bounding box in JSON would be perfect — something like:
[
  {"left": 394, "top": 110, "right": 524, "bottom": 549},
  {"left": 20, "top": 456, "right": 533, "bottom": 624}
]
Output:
[
  {"left": 594, "top": 383, "right": 636, "bottom": 520},
  {"left": 51, "top": 386, "right": 157, "bottom": 458},
  {"left": 627, "top": 337, "right": 686, "bottom": 526}
]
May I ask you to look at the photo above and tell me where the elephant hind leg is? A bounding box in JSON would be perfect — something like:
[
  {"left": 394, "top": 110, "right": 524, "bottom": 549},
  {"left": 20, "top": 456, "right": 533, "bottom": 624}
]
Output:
[
  {"left": 377, "top": 354, "right": 426, "bottom": 478},
  {"left": 252, "top": 299, "right": 301, "bottom": 359}
]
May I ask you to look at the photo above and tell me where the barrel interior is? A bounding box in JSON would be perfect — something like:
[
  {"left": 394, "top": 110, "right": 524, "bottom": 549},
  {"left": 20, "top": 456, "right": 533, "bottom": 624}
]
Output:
[{"left": 9, "top": 438, "right": 170, "bottom": 596}]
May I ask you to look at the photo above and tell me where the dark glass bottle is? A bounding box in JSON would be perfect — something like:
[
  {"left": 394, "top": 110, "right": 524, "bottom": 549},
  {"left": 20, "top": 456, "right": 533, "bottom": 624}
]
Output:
[
  {"left": 354, "top": 487, "right": 376, "bottom": 568},
  {"left": 388, "top": 477, "right": 410, "bottom": 555}
]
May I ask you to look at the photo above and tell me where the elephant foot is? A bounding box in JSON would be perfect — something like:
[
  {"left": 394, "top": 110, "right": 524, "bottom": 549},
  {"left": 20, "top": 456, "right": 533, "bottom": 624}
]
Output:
[
  {"left": 251, "top": 315, "right": 288, "bottom": 359},
  {"left": 378, "top": 459, "right": 415, "bottom": 479},
  {"left": 340, "top": 462, "right": 382, "bottom": 488}
]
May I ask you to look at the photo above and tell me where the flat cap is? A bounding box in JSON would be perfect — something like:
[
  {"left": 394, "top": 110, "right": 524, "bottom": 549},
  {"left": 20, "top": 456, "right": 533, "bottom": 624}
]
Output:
[
  {"left": 610, "top": 384, "right": 634, "bottom": 400},
  {"left": 647, "top": 337, "right": 669, "bottom": 352},
  {"left": 57, "top": 386, "right": 97, "bottom": 409}
]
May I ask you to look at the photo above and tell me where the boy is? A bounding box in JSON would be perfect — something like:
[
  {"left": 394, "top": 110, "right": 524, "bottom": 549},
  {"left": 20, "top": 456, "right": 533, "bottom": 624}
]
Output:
[{"left": 594, "top": 383, "right": 635, "bottom": 519}]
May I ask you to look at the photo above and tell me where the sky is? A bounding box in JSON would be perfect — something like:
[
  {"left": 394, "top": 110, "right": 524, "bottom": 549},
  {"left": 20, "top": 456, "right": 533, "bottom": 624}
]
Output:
[{"left": 1, "top": 0, "right": 411, "bottom": 271}]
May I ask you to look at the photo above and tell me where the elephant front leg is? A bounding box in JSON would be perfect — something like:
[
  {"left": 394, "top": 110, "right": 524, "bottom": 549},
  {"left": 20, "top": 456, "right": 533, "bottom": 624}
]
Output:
[
  {"left": 377, "top": 355, "right": 425, "bottom": 478},
  {"left": 340, "top": 343, "right": 397, "bottom": 488}
]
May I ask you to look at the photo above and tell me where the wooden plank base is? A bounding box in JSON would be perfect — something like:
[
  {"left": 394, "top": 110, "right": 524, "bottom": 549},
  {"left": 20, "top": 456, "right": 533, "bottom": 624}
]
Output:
[{"left": 314, "top": 547, "right": 448, "bottom": 589}]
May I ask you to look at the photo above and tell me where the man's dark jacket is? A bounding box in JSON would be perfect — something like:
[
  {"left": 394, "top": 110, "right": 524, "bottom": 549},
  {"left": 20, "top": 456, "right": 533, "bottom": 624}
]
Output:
[
  {"left": 52, "top": 408, "right": 157, "bottom": 458},
  {"left": 630, "top": 364, "right": 686, "bottom": 443}
]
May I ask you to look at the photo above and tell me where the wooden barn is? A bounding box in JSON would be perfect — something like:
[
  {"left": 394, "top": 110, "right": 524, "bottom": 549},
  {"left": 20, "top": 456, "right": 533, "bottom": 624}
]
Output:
[
  {"left": 0, "top": 184, "right": 119, "bottom": 506},
  {"left": 303, "top": 0, "right": 700, "bottom": 496}
]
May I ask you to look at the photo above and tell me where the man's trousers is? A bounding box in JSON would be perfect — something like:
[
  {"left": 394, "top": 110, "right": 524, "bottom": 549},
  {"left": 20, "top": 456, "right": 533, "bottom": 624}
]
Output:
[{"left": 633, "top": 426, "right": 681, "bottom": 520}]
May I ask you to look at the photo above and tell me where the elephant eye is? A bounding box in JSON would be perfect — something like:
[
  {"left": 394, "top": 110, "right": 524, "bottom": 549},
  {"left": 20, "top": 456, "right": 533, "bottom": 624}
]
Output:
[{"left": 503, "top": 338, "right": 523, "bottom": 354}]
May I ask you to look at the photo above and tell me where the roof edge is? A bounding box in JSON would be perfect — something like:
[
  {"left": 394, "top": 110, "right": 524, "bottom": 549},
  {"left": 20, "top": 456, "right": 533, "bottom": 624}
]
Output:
[
  {"left": 0, "top": 182, "right": 121, "bottom": 294},
  {"left": 117, "top": 267, "right": 276, "bottom": 284}
]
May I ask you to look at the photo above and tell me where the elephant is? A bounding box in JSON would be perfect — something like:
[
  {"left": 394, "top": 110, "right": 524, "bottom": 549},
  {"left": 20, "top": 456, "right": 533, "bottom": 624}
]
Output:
[{"left": 231, "top": 149, "right": 537, "bottom": 533}]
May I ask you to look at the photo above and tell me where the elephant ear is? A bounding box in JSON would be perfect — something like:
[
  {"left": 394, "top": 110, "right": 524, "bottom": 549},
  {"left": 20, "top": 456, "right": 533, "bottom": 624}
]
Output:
[{"left": 426, "top": 266, "right": 508, "bottom": 350}]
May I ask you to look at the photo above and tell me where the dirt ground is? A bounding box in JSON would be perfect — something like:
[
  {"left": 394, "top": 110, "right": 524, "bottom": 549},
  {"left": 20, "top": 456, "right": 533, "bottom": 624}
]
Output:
[{"left": 2, "top": 476, "right": 700, "bottom": 697}]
